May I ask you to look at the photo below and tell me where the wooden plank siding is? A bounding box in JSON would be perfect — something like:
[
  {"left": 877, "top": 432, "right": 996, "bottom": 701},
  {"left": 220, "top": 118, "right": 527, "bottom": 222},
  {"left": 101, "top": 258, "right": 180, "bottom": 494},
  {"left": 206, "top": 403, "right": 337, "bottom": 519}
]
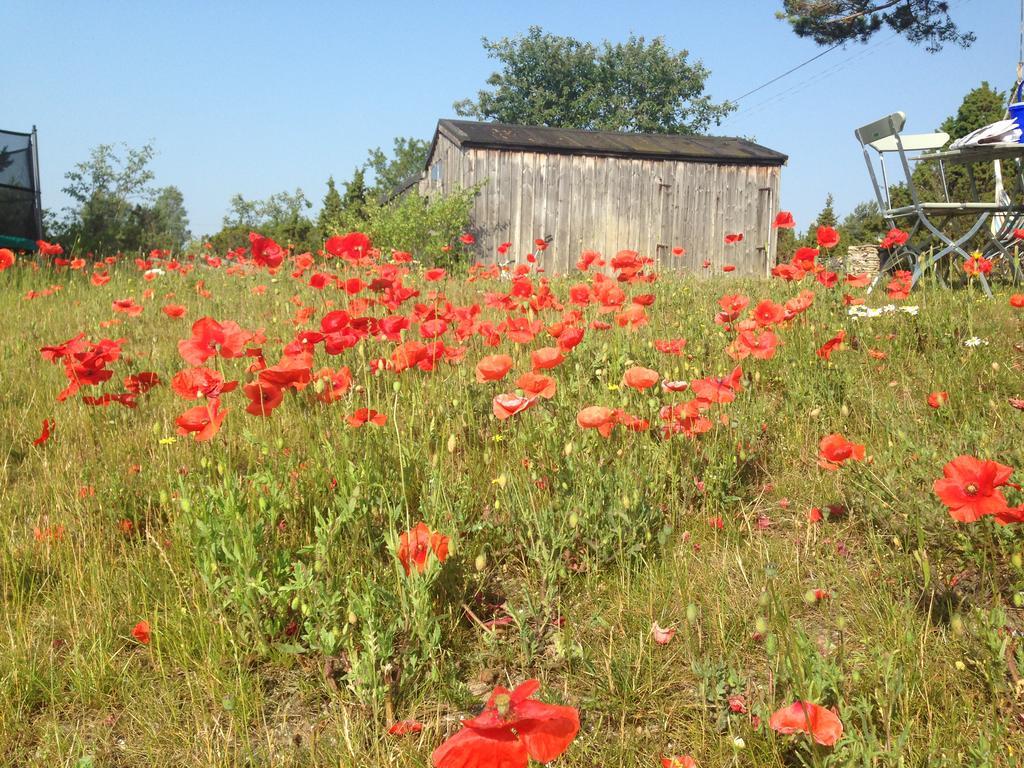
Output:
[{"left": 418, "top": 142, "right": 782, "bottom": 277}]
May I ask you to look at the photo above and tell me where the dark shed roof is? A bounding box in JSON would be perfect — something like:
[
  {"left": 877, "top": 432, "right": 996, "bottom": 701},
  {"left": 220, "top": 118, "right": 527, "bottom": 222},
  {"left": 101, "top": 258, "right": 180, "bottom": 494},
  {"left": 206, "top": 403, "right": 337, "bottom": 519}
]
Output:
[{"left": 433, "top": 119, "right": 787, "bottom": 167}]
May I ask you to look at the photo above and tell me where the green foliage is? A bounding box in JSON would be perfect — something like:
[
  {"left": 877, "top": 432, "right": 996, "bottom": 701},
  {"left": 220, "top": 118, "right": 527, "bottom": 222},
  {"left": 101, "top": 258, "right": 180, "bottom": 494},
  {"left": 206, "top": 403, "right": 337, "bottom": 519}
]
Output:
[
  {"left": 454, "top": 26, "right": 733, "bottom": 134},
  {"left": 365, "top": 137, "right": 430, "bottom": 198},
  {"left": 57, "top": 142, "right": 191, "bottom": 255},
  {"left": 316, "top": 177, "right": 344, "bottom": 241},
  {"left": 209, "top": 188, "right": 314, "bottom": 252},
  {"left": 779, "top": 0, "right": 975, "bottom": 52},
  {"left": 320, "top": 186, "right": 479, "bottom": 266}
]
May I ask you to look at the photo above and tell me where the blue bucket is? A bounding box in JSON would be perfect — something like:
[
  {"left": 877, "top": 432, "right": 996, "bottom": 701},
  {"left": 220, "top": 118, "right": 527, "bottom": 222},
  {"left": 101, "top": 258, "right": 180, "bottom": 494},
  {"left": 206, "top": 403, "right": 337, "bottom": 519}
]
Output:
[{"left": 1011, "top": 83, "right": 1024, "bottom": 143}]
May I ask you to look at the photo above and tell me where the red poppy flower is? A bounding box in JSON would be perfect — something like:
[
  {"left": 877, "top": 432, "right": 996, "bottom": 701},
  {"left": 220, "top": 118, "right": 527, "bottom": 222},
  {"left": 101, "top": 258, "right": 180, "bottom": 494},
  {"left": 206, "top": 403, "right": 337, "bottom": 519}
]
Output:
[
  {"left": 324, "top": 232, "right": 372, "bottom": 261},
  {"left": 476, "top": 354, "right": 515, "bottom": 383},
  {"left": 671, "top": 246, "right": 686, "bottom": 256},
  {"left": 651, "top": 621, "right": 676, "bottom": 645},
  {"left": 752, "top": 300, "right": 786, "bottom": 327},
  {"left": 690, "top": 366, "right": 743, "bottom": 404},
  {"left": 816, "top": 226, "right": 840, "bottom": 249},
  {"left": 431, "top": 679, "right": 579, "bottom": 768},
  {"left": 516, "top": 372, "right": 556, "bottom": 399},
  {"left": 131, "top": 620, "right": 152, "bottom": 645},
  {"left": 175, "top": 399, "right": 229, "bottom": 441},
  {"left": 1010, "top": 294, "right": 1024, "bottom": 309},
  {"left": 818, "top": 433, "right": 865, "bottom": 470},
  {"left": 347, "top": 408, "right": 387, "bottom": 427},
  {"left": 459, "top": 233, "right": 476, "bottom": 245},
  {"left": 0, "top": 248, "right": 16, "bottom": 271},
  {"left": 770, "top": 701, "right": 843, "bottom": 746},
  {"left": 577, "top": 406, "right": 617, "bottom": 437},
  {"left": 531, "top": 347, "right": 565, "bottom": 371},
  {"left": 398, "top": 522, "right": 449, "bottom": 575},
  {"left": 162, "top": 304, "right": 187, "bottom": 318},
  {"left": 112, "top": 298, "right": 144, "bottom": 317},
  {"left": 927, "top": 391, "right": 948, "bottom": 408},
  {"left": 33, "top": 418, "right": 53, "bottom": 446},
  {"left": 497, "top": 241, "right": 512, "bottom": 255},
  {"left": 963, "top": 255, "right": 993, "bottom": 276},
  {"left": 178, "top": 317, "right": 258, "bottom": 365},
  {"left": 772, "top": 211, "right": 796, "bottom": 229},
  {"left": 36, "top": 240, "right": 64, "bottom": 256},
  {"left": 493, "top": 393, "right": 539, "bottom": 420},
  {"left": 172, "top": 367, "right": 237, "bottom": 400},
  {"left": 845, "top": 273, "right": 871, "bottom": 288},
  {"left": 933, "top": 455, "right": 1014, "bottom": 523},
  {"left": 722, "top": 264, "right": 736, "bottom": 272},
  {"left": 425, "top": 268, "right": 446, "bottom": 282},
  {"left": 388, "top": 720, "right": 424, "bottom": 736},
  {"left": 816, "top": 330, "right": 846, "bottom": 361},
  {"left": 622, "top": 366, "right": 659, "bottom": 390},
  {"left": 661, "top": 757, "right": 697, "bottom": 768},
  {"left": 724, "top": 233, "right": 744, "bottom": 244}
]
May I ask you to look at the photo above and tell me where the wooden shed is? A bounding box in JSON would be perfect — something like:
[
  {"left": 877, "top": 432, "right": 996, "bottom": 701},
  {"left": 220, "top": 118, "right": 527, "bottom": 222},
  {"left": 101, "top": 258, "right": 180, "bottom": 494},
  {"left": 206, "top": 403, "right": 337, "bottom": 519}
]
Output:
[{"left": 413, "top": 119, "right": 788, "bottom": 276}]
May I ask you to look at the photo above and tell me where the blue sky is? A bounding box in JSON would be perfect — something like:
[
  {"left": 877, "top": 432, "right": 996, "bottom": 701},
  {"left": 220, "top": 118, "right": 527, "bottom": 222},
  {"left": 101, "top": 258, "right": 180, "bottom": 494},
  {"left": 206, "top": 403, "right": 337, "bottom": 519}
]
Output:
[{"left": 5, "top": 0, "right": 1014, "bottom": 239}]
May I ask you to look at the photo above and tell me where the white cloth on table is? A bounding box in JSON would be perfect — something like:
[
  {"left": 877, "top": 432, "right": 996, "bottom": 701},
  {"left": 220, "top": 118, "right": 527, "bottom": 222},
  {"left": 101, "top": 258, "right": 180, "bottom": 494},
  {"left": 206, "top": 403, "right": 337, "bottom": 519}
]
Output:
[{"left": 949, "top": 119, "right": 1022, "bottom": 149}]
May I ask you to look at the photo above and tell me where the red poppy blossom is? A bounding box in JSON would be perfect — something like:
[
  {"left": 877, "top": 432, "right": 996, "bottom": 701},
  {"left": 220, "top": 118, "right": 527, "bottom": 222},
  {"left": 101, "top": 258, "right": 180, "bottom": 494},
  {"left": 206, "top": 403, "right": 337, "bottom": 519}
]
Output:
[
  {"left": 459, "top": 233, "right": 476, "bottom": 245},
  {"left": 476, "top": 354, "right": 515, "bottom": 383},
  {"left": 577, "top": 406, "right": 617, "bottom": 437},
  {"left": 531, "top": 347, "right": 565, "bottom": 371},
  {"left": 431, "top": 679, "right": 579, "bottom": 768},
  {"left": 493, "top": 393, "right": 539, "bottom": 420},
  {"left": 0, "top": 248, "right": 16, "bottom": 271},
  {"left": 398, "top": 522, "right": 449, "bottom": 575},
  {"left": 724, "top": 233, "right": 744, "bottom": 244},
  {"left": 722, "top": 264, "right": 736, "bottom": 272},
  {"left": 325, "top": 232, "right": 372, "bottom": 261},
  {"left": 162, "top": 304, "right": 187, "bottom": 318},
  {"left": 515, "top": 372, "right": 556, "bottom": 399},
  {"left": 661, "top": 757, "right": 697, "bottom": 768},
  {"left": 770, "top": 701, "right": 843, "bottom": 746},
  {"left": 175, "top": 399, "right": 229, "bottom": 441},
  {"left": 752, "top": 300, "right": 786, "bottom": 327},
  {"left": 1010, "top": 294, "right": 1024, "bottom": 309},
  {"left": 772, "top": 211, "right": 796, "bottom": 229},
  {"left": 347, "top": 408, "right": 387, "bottom": 428},
  {"left": 651, "top": 621, "right": 676, "bottom": 645},
  {"left": 816, "top": 226, "right": 840, "bottom": 249},
  {"left": 388, "top": 720, "right": 424, "bottom": 736},
  {"left": 425, "top": 268, "right": 446, "bottom": 282},
  {"left": 927, "top": 391, "right": 948, "bottom": 409},
  {"left": 818, "top": 433, "right": 865, "bottom": 470},
  {"left": 33, "top": 418, "right": 53, "bottom": 446},
  {"left": 622, "top": 366, "right": 659, "bottom": 390},
  {"left": 131, "top": 620, "right": 151, "bottom": 645},
  {"left": 933, "top": 455, "right": 1014, "bottom": 523},
  {"left": 816, "top": 330, "right": 846, "bottom": 361}
]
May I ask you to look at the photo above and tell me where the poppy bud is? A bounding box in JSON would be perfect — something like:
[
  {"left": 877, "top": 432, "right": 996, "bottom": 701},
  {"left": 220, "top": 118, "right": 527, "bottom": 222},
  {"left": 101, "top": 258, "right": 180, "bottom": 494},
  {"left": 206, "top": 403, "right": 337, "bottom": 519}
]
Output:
[
  {"left": 447, "top": 435, "right": 457, "bottom": 453},
  {"left": 686, "top": 603, "right": 698, "bottom": 623},
  {"left": 1013, "top": 552, "right": 1023, "bottom": 570},
  {"left": 803, "top": 589, "right": 817, "bottom": 604},
  {"left": 840, "top": 404, "right": 849, "bottom": 417},
  {"left": 732, "top": 737, "right": 746, "bottom": 750},
  {"left": 301, "top": 603, "right": 310, "bottom": 616},
  {"left": 569, "top": 512, "right": 579, "bottom": 527},
  {"left": 392, "top": 381, "right": 401, "bottom": 392},
  {"left": 753, "top": 371, "right": 761, "bottom": 383},
  {"left": 809, "top": 407, "right": 821, "bottom": 418},
  {"left": 276, "top": 437, "right": 284, "bottom": 450},
  {"left": 312, "top": 378, "right": 325, "bottom": 394},
  {"left": 755, "top": 617, "right": 768, "bottom": 634},
  {"left": 348, "top": 610, "right": 358, "bottom": 625},
  {"left": 765, "top": 634, "right": 778, "bottom": 653},
  {"left": 758, "top": 591, "right": 770, "bottom": 608},
  {"left": 474, "top": 553, "right": 487, "bottom": 572},
  {"left": 291, "top": 597, "right": 300, "bottom": 611},
  {"left": 992, "top": 362, "right": 1000, "bottom": 372},
  {"left": 200, "top": 457, "right": 209, "bottom": 468},
  {"left": 1015, "top": 593, "right": 1024, "bottom": 608},
  {"left": 152, "top": 422, "right": 161, "bottom": 435},
  {"left": 180, "top": 499, "right": 191, "bottom": 513},
  {"left": 159, "top": 490, "right": 168, "bottom": 505},
  {"left": 951, "top": 614, "right": 964, "bottom": 635},
  {"left": 564, "top": 442, "right": 574, "bottom": 457}
]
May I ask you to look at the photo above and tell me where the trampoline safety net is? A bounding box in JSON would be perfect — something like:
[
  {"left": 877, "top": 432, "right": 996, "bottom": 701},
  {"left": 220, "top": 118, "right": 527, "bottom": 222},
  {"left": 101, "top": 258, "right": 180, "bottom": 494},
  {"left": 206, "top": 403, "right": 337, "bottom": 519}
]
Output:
[{"left": 0, "top": 128, "right": 42, "bottom": 243}]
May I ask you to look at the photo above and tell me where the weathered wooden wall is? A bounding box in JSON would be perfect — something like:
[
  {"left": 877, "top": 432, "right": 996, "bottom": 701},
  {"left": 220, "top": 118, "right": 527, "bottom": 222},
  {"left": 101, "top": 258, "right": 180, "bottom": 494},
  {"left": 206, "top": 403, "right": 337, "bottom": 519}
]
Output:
[{"left": 418, "top": 136, "right": 782, "bottom": 277}]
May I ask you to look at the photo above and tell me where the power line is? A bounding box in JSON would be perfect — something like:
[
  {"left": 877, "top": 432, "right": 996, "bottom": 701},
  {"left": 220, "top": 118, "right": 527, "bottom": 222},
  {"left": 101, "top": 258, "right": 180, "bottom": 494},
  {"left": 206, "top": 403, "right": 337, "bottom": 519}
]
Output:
[{"left": 731, "top": 42, "right": 844, "bottom": 103}]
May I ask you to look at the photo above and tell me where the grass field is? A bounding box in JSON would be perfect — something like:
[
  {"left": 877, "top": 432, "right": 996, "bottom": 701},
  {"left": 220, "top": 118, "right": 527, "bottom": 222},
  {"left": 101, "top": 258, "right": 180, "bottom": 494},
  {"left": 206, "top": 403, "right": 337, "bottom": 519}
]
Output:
[{"left": 2, "top": 241, "right": 1024, "bottom": 767}]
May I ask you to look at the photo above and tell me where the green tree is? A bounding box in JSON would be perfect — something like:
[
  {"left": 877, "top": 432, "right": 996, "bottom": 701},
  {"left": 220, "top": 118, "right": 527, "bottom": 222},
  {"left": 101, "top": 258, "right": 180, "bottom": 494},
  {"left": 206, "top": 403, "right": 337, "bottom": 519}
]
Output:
[
  {"left": 779, "top": 1, "right": 974, "bottom": 52},
  {"left": 211, "top": 188, "right": 314, "bottom": 252},
  {"left": 142, "top": 185, "right": 191, "bottom": 252},
  {"left": 317, "top": 177, "right": 344, "bottom": 240},
  {"left": 365, "top": 137, "right": 430, "bottom": 197},
  {"left": 60, "top": 142, "right": 158, "bottom": 254},
  {"left": 341, "top": 168, "right": 369, "bottom": 223},
  {"left": 454, "top": 27, "right": 733, "bottom": 134},
  {"left": 813, "top": 193, "right": 838, "bottom": 229}
]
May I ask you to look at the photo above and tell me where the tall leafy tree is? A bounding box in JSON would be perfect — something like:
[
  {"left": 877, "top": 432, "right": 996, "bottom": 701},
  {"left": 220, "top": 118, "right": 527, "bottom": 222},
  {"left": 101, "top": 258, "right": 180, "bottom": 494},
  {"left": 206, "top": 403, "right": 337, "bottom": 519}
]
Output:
[
  {"left": 212, "top": 188, "right": 313, "bottom": 251},
  {"left": 779, "top": 1, "right": 974, "bottom": 52},
  {"left": 142, "top": 186, "right": 191, "bottom": 252},
  {"left": 60, "top": 142, "right": 158, "bottom": 254},
  {"left": 454, "top": 27, "right": 733, "bottom": 134},
  {"left": 365, "top": 137, "right": 430, "bottom": 197},
  {"left": 317, "top": 177, "right": 344, "bottom": 240}
]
